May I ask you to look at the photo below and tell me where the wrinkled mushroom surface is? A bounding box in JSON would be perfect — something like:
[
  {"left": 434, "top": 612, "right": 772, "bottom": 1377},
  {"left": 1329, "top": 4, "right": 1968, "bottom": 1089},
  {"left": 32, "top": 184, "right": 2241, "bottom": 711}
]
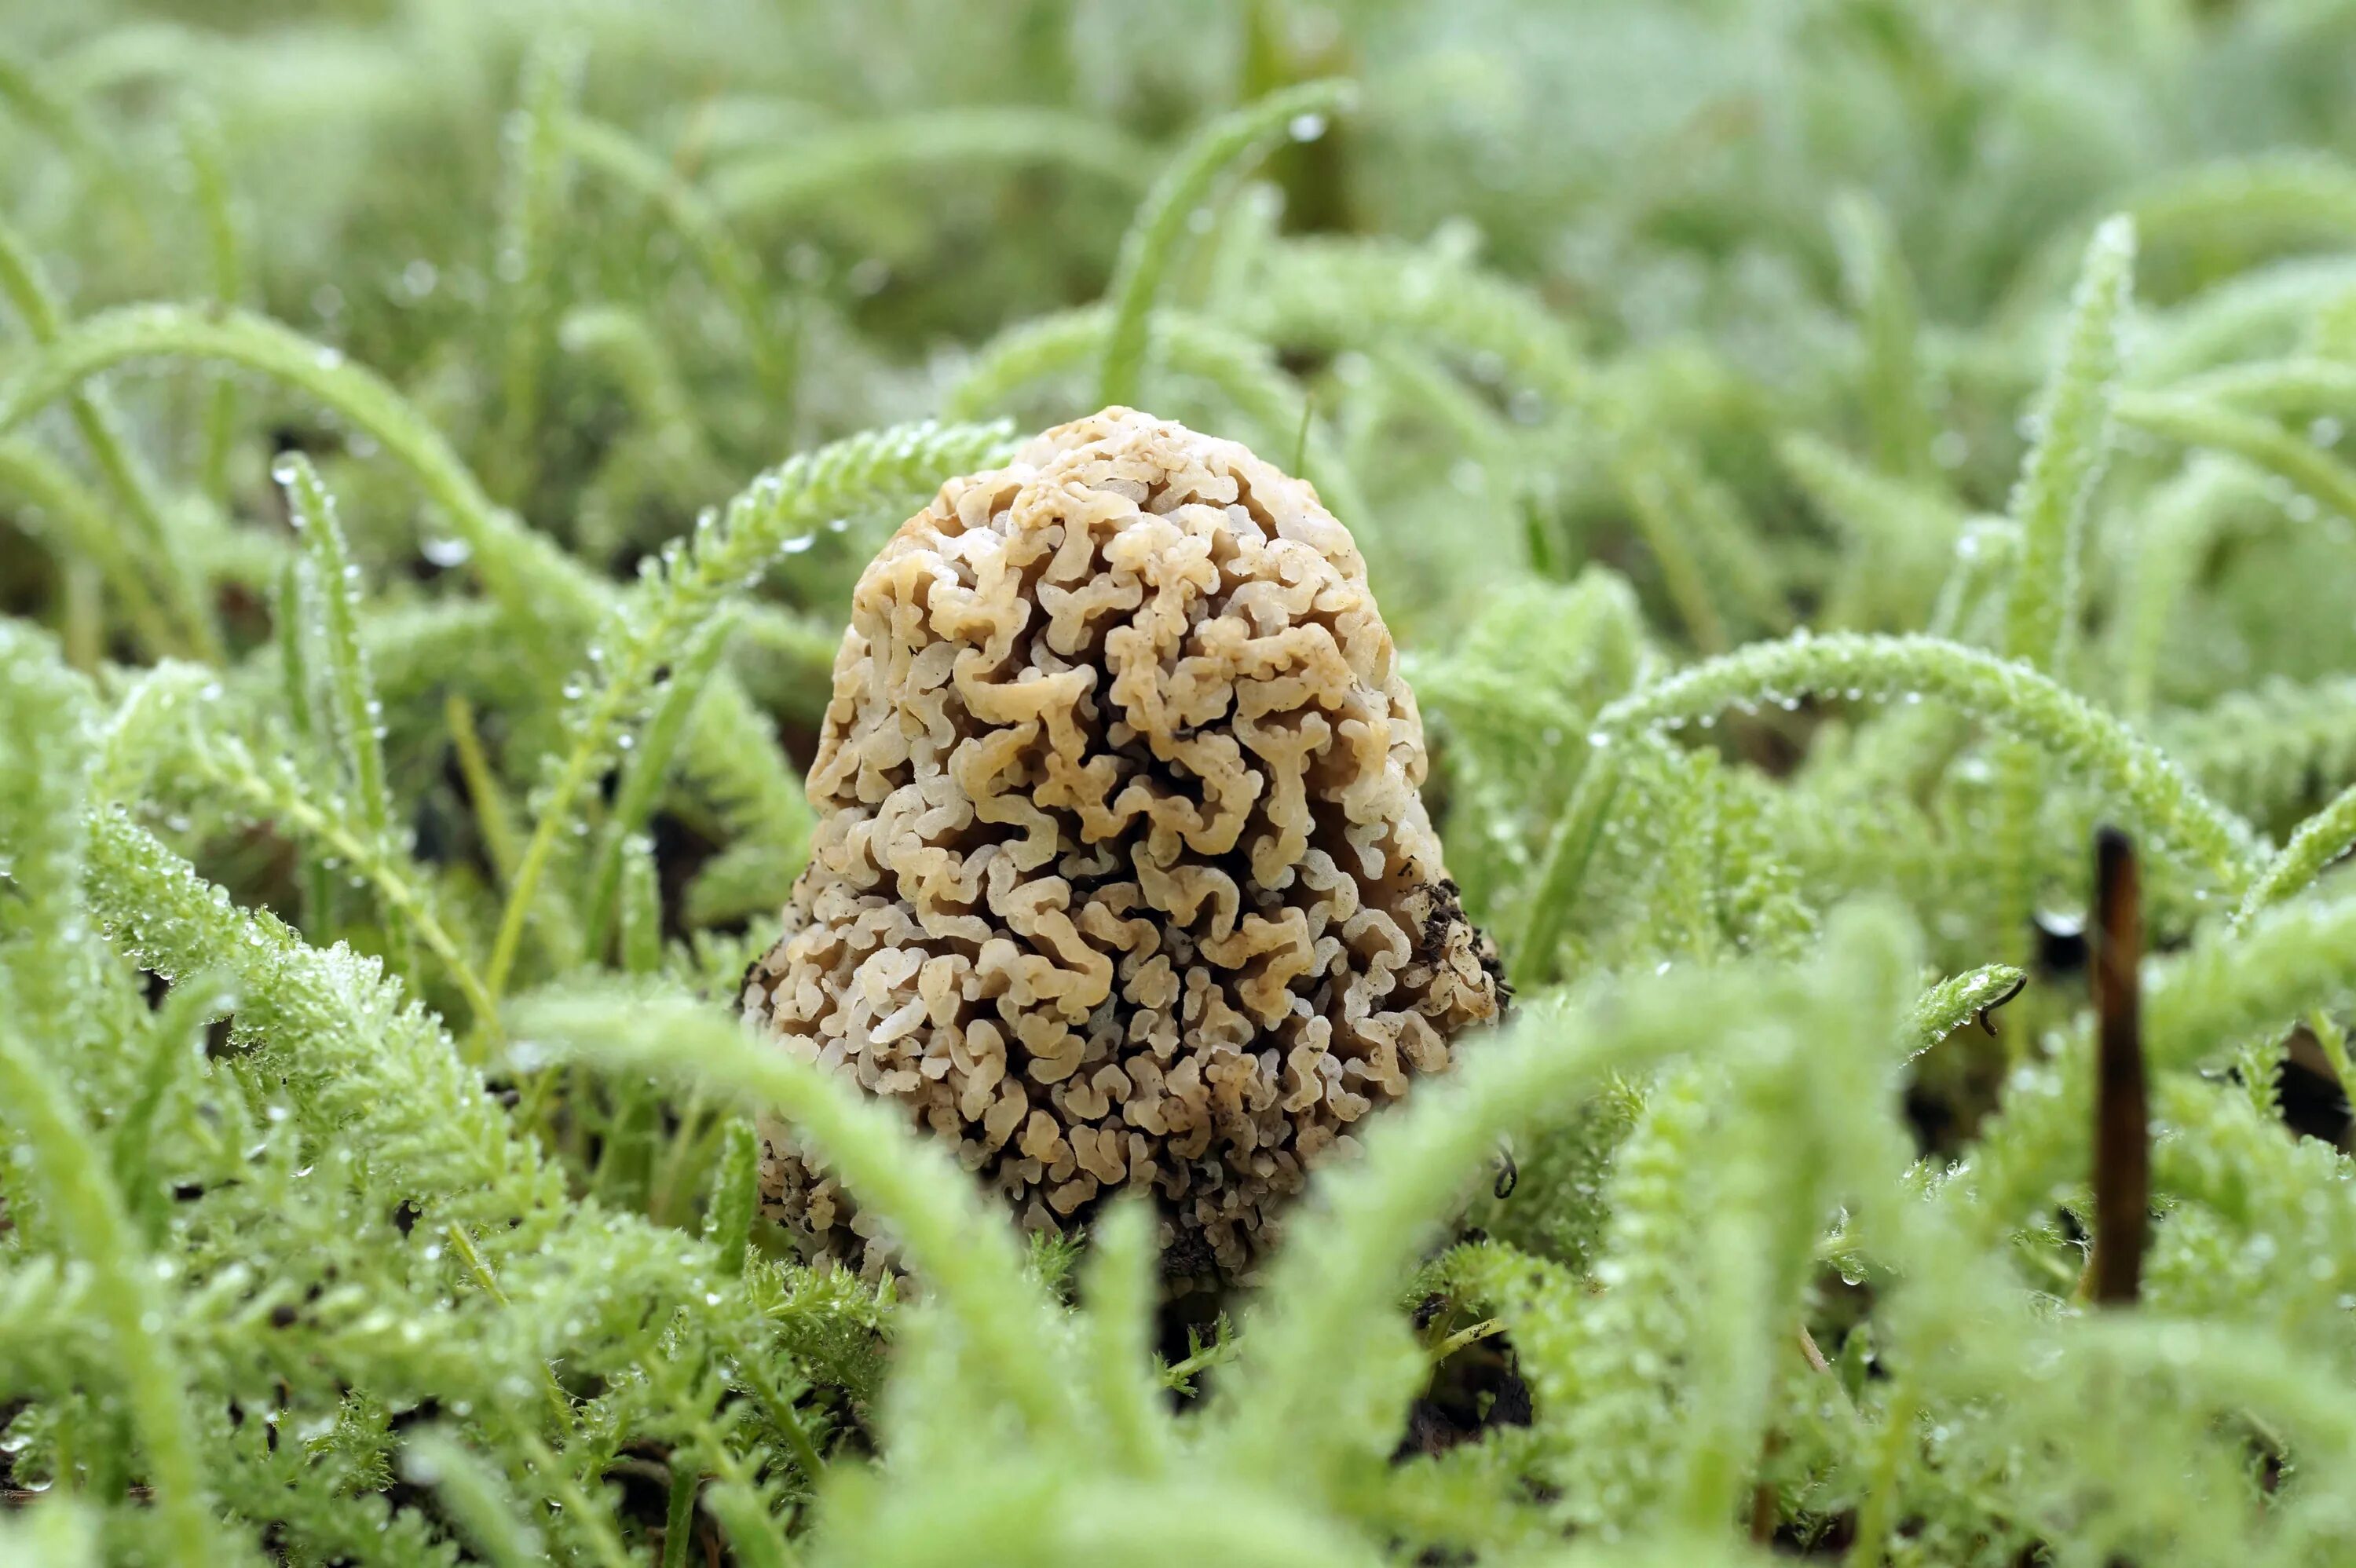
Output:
[{"left": 744, "top": 407, "right": 1503, "bottom": 1285}]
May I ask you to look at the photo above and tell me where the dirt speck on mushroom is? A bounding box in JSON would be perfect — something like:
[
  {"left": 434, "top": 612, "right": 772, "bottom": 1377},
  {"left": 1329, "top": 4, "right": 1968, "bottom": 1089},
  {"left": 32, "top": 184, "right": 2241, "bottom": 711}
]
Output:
[{"left": 744, "top": 407, "right": 1504, "bottom": 1287}]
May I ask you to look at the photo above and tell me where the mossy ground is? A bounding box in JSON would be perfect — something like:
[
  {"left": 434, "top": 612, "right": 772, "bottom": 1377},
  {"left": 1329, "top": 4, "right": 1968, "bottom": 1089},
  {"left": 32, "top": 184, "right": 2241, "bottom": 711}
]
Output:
[{"left": 9, "top": 4, "right": 2356, "bottom": 1565}]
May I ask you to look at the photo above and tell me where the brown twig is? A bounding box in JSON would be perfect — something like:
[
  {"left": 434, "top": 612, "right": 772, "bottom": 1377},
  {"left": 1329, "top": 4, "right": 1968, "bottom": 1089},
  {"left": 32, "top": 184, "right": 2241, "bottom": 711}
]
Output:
[{"left": 2088, "top": 826, "right": 2148, "bottom": 1307}]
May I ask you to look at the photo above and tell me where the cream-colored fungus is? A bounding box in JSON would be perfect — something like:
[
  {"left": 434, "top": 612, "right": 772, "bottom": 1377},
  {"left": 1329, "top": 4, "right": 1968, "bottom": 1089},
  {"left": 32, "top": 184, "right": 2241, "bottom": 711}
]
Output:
[{"left": 744, "top": 408, "right": 1502, "bottom": 1285}]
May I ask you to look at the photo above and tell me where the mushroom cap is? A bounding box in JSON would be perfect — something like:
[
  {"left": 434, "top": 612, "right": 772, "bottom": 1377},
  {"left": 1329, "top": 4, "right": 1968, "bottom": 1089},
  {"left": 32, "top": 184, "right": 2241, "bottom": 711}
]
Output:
[{"left": 744, "top": 408, "right": 1503, "bottom": 1286}]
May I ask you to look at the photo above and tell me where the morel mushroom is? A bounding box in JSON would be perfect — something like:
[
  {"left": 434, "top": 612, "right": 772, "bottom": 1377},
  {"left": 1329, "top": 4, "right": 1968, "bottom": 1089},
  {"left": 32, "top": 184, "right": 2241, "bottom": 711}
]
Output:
[{"left": 744, "top": 408, "right": 1504, "bottom": 1287}]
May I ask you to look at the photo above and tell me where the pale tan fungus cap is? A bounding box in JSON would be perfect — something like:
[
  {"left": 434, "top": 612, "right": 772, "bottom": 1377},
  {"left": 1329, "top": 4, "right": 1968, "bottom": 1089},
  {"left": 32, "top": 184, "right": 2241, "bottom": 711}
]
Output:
[{"left": 744, "top": 408, "right": 1503, "bottom": 1288}]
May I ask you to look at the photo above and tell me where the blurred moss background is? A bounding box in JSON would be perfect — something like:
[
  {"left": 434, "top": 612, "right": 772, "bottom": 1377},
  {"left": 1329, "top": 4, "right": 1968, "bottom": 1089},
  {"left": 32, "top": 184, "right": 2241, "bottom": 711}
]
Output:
[{"left": 12, "top": 0, "right": 2356, "bottom": 658}]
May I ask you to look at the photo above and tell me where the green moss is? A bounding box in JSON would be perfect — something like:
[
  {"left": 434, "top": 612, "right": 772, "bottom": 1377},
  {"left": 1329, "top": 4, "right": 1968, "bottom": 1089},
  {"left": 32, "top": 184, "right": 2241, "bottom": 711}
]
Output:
[{"left": 8, "top": 3, "right": 2356, "bottom": 1562}]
